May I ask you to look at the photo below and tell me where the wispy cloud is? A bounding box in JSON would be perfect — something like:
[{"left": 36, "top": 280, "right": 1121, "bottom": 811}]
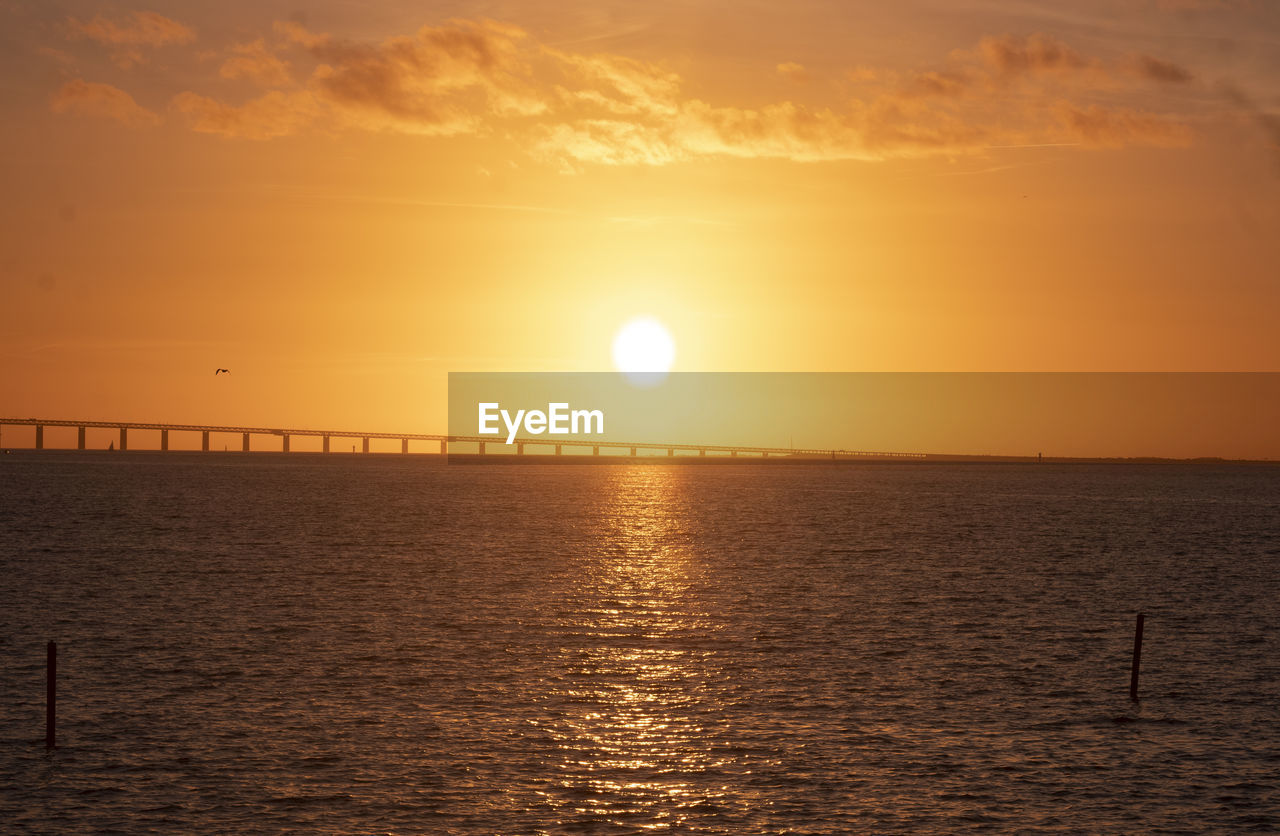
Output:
[
  {"left": 52, "top": 17, "right": 1206, "bottom": 165},
  {"left": 66, "top": 10, "right": 194, "bottom": 68},
  {"left": 219, "top": 39, "right": 292, "bottom": 87},
  {"left": 170, "top": 89, "right": 317, "bottom": 139},
  {"left": 1132, "top": 55, "right": 1196, "bottom": 84},
  {"left": 50, "top": 79, "right": 160, "bottom": 127},
  {"left": 274, "top": 18, "right": 547, "bottom": 135},
  {"left": 1056, "top": 103, "right": 1192, "bottom": 147},
  {"left": 776, "top": 62, "right": 811, "bottom": 83}
]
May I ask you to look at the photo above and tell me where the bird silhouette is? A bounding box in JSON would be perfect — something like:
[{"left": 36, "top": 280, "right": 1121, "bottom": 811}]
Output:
[{"left": 215, "top": 368, "right": 230, "bottom": 375}]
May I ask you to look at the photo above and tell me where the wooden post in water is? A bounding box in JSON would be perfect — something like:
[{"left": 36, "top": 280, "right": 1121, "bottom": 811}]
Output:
[
  {"left": 46, "top": 641, "right": 56, "bottom": 749},
  {"left": 1129, "top": 613, "right": 1144, "bottom": 702}
]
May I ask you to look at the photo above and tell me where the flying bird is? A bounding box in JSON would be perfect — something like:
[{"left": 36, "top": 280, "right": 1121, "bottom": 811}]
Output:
[{"left": 215, "top": 368, "right": 230, "bottom": 375}]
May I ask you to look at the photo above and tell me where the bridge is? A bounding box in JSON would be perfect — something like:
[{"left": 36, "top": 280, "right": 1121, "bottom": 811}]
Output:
[{"left": 0, "top": 417, "right": 926, "bottom": 459}]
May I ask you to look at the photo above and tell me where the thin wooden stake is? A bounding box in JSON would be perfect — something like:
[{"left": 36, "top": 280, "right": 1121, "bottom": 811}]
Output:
[
  {"left": 46, "top": 641, "right": 56, "bottom": 749},
  {"left": 1129, "top": 613, "right": 1144, "bottom": 702}
]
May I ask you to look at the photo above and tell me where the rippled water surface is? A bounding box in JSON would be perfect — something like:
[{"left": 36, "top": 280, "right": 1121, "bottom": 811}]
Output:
[{"left": 2, "top": 453, "right": 1278, "bottom": 833}]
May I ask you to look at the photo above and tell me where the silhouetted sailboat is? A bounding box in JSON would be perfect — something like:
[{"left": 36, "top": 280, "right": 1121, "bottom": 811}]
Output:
[{"left": 108, "top": 441, "right": 114, "bottom": 451}]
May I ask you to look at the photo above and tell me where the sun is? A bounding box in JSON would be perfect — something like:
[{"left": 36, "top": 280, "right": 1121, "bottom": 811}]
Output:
[{"left": 612, "top": 317, "right": 675, "bottom": 376}]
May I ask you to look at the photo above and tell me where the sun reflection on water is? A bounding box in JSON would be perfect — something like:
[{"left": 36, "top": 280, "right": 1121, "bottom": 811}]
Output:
[{"left": 529, "top": 466, "right": 738, "bottom": 830}]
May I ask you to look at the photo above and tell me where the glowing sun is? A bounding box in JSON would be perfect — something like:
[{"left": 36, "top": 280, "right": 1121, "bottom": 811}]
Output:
[{"left": 612, "top": 317, "right": 675, "bottom": 376}]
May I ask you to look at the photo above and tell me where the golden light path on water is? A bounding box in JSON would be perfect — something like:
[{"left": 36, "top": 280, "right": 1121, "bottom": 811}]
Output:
[{"left": 529, "top": 466, "right": 742, "bottom": 829}]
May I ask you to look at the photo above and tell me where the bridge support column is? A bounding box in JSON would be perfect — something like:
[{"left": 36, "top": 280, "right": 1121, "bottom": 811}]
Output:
[
  {"left": 763, "top": 452, "right": 768, "bottom": 458},
  {"left": 161, "top": 430, "right": 169, "bottom": 451},
  {"left": 699, "top": 448, "right": 706, "bottom": 457},
  {"left": 668, "top": 448, "right": 674, "bottom": 457},
  {"left": 323, "top": 436, "right": 330, "bottom": 453},
  {"left": 555, "top": 444, "right": 562, "bottom": 456},
  {"left": 242, "top": 433, "right": 250, "bottom": 452},
  {"left": 592, "top": 446, "right": 599, "bottom": 456},
  {"left": 362, "top": 437, "right": 370, "bottom": 454},
  {"left": 440, "top": 439, "right": 447, "bottom": 455},
  {"left": 517, "top": 443, "right": 524, "bottom": 455},
  {"left": 478, "top": 441, "right": 485, "bottom": 455},
  {"left": 200, "top": 430, "right": 208, "bottom": 452},
  {"left": 77, "top": 427, "right": 85, "bottom": 450},
  {"left": 401, "top": 438, "right": 409, "bottom": 454},
  {"left": 120, "top": 428, "right": 128, "bottom": 451},
  {"left": 35, "top": 425, "right": 43, "bottom": 450},
  {"left": 282, "top": 434, "right": 290, "bottom": 453},
  {"left": 731, "top": 450, "right": 737, "bottom": 458},
  {"left": 630, "top": 447, "right": 637, "bottom": 457}
]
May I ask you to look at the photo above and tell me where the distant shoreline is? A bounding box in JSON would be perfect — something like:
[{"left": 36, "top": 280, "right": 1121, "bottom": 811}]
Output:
[{"left": 3, "top": 449, "right": 1276, "bottom": 466}]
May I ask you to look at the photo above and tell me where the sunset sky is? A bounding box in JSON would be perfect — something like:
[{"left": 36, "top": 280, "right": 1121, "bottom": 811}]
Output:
[{"left": 2, "top": 0, "right": 1278, "bottom": 440}]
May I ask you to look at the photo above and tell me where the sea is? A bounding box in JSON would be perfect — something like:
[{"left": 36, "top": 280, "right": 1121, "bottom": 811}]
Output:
[{"left": 1, "top": 452, "right": 1277, "bottom": 834}]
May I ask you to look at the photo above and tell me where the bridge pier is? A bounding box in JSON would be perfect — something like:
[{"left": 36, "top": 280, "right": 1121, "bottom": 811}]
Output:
[
  {"left": 242, "top": 432, "right": 250, "bottom": 452},
  {"left": 478, "top": 441, "right": 485, "bottom": 455},
  {"left": 517, "top": 442, "right": 524, "bottom": 455},
  {"left": 323, "top": 436, "right": 330, "bottom": 453},
  {"left": 160, "top": 430, "right": 169, "bottom": 451},
  {"left": 282, "top": 434, "right": 290, "bottom": 453},
  {"left": 362, "top": 437, "right": 370, "bottom": 454},
  {"left": 120, "top": 427, "right": 128, "bottom": 451},
  {"left": 440, "top": 439, "right": 447, "bottom": 455},
  {"left": 731, "top": 450, "right": 737, "bottom": 458},
  {"left": 77, "top": 426, "right": 85, "bottom": 450},
  {"left": 35, "top": 425, "right": 43, "bottom": 450},
  {"left": 592, "top": 445, "right": 599, "bottom": 456},
  {"left": 555, "top": 444, "right": 562, "bottom": 456},
  {"left": 200, "top": 430, "right": 208, "bottom": 452},
  {"left": 699, "top": 448, "right": 706, "bottom": 457},
  {"left": 630, "top": 446, "right": 636, "bottom": 457},
  {"left": 668, "top": 448, "right": 674, "bottom": 456},
  {"left": 401, "top": 438, "right": 409, "bottom": 454}
]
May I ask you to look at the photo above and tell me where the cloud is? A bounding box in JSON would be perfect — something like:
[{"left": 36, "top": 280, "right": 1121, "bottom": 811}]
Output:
[
  {"left": 66, "top": 11, "right": 194, "bottom": 68},
  {"left": 534, "top": 96, "right": 993, "bottom": 167},
  {"left": 135, "top": 20, "right": 1201, "bottom": 163},
  {"left": 1056, "top": 103, "right": 1192, "bottom": 147},
  {"left": 220, "top": 40, "right": 292, "bottom": 87},
  {"left": 904, "top": 69, "right": 970, "bottom": 98},
  {"left": 901, "top": 34, "right": 1196, "bottom": 100},
  {"left": 170, "top": 90, "right": 318, "bottom": 139},
  {"left": 776, "top": 62, "right": 810, "bottom": 83},
  {"left": 281, "top": 18, "right": 545, "bottom": 134},
  {"left": 550, "top": 50, "right": 680, "bottom": 117},
  {"left": 50, "top": 79, "right": 160, "bottom": 127},
  {"left": 528, "top": 33, "right": 1193, "bottom": 165},
  {"left": 1132, "top": 55, "right": 1195, "bottom": 83},
  {"left": 67, "top": 11, "right": 194, "bottom": 46},
  {"left": 535, "top": 121, "right": 682, "bottom": 167},
  {"left": 976, "top": 33, "right": 1092, "bottom": 76}
]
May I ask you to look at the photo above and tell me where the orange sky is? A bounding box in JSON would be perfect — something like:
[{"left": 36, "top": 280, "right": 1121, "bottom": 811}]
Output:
[{"left": 2, "top": 1, "right": 1278, "bottom": 447}]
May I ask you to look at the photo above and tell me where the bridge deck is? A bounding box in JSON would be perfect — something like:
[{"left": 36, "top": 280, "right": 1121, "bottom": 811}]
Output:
[{"left": 0, "top": 417, "right": 925, "bottom": 458}]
